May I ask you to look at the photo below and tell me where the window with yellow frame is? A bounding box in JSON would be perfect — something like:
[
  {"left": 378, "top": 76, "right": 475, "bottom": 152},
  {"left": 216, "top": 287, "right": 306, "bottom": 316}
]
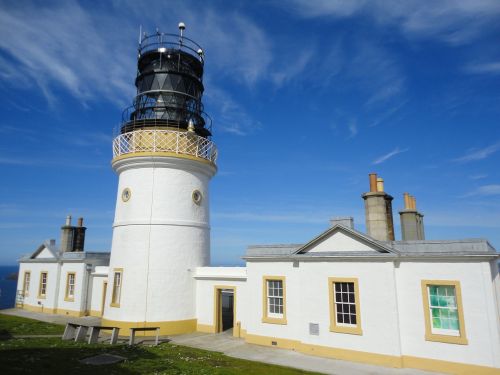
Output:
[
  {"left": 110, "top": 268, "right": 123, "bottom": 307},
  {"left": 65, "top": 272, "right": 76, "bottom": 302},
  {"left": 421, "top": 280, "right": 467, "bottom": 345},
  {"left": 262, "top": 276, "right": 287, "bottom": 324},
  {"left": 38, "top": 271, "right": 48, "bottom": 298},
  {"left": 329, "top": 277, "right": 362, "bottom": 335},
  {"left": 22, "top": 271, "right": 31, "bottom": 297}
]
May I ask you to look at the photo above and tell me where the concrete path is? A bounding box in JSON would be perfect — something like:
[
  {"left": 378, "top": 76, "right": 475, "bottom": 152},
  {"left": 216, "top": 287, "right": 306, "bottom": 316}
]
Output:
[
  {"left": 0, "top": 308, "right": 101, "bottom": 326},
  {"left": 170, "top": 331, "right": 442, "bottom": 375}
]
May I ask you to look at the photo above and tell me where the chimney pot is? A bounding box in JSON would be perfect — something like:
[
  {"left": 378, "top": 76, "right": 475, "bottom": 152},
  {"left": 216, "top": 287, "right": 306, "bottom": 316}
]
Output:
[
  {"left": 403, "top": 193, "right": 410, "bottom": 210},
  {"left": 65, "top": 215, "right": 72, "bottom": 226},
  {"left": 369, "top": 173, "right": 378, "bottom": 192},
  {"left": 376, "top": 177, "right": 384, "bottom": 192},
  {"left": 77, "top": 217, "right": 84, "bottom": 227}
]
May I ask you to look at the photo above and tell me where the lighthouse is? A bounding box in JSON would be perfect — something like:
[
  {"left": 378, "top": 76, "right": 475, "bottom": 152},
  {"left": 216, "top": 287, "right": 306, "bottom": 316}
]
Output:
[{"left": 102, "top": 23, "right": 217, "bottom": 334}]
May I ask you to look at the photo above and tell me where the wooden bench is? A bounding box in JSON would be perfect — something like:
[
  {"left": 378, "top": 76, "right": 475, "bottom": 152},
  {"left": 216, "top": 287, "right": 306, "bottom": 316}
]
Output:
[
  {"left": 88, "top": 326, "right": 120, "bottom": 345},
  {"left": 128, "top": 327, "right": 160, "bottom": 346}
]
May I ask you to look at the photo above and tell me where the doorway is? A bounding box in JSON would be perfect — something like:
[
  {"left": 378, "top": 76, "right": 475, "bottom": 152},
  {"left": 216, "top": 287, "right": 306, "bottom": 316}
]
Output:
[{"left": 215, "top": 287, "right": 235, "bottom": 333}]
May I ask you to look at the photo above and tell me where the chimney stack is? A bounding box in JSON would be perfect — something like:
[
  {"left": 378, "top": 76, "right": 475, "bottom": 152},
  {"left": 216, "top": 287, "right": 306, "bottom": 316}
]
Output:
[
  {"left": 399, "top": 194, "right": 425, "bottom": 240},
  {"left": 60, "top": 215, "right": 74, "bottom": 253},
  {"left": 73, "top": 217, "right": 86, "bottom": 252},
  {"left": 329, "top": 216, "right": 354, "bottom": 229},
  {"left": 59, "top": 215, "right": 86, "bottom": 252},
  {"left": 361, "top": 173, "right": 395, "bottom": 241}
]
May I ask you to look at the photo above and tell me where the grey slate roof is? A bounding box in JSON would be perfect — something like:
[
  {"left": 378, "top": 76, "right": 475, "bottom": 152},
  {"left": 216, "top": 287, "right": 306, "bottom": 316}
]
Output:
[
  {"left": 19, "top": 240, "right": 110, "bottom": 263},
  {"left": 244, "top": 225, "right": 498, "bottom": 260}
]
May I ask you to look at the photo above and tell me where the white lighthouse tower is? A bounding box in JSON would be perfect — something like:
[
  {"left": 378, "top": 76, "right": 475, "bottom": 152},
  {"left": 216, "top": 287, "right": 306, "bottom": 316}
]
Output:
[{"left": 102, "top": 24, "right": 217, "bottom": 334}]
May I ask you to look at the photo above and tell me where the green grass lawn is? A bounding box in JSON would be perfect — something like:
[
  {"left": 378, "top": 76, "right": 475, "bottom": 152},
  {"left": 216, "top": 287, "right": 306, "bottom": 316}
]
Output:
[
  {"left": 0, "top": 313, "right": 65, "bottom": 336},
  {"left": 0, "top": 314, "right": 320, "bottom": 375}
]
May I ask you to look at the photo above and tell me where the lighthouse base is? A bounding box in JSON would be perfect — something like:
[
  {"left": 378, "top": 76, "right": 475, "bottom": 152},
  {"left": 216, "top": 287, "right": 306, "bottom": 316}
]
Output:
[{"left": 101, "top": 317, "right": 197, "bottom": 336}]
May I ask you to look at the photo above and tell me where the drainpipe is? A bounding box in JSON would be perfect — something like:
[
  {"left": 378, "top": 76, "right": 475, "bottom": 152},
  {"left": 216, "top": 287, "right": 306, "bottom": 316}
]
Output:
[
  {"left": 53, "top": 260, "right": 62, "bottom": 314},
  {"left": 81, "top": 264, "right": 92, "bottom": 316}
]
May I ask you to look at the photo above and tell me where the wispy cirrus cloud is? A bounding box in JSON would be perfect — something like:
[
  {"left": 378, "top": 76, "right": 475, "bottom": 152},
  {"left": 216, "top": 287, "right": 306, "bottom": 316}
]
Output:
[
  {"left": 204, "top": 84, "right": 261, "bottom": 136},
  {"left": 283, "top": 0, "right": 500, "bottom": 45},
  {"left": 372, "top": 146, "right": 409, "bottom": 165},
  {"left": 462, "top": 184, "right": 500, "bottom": 197},
  {"left": 464, "top": 61, "right": 500, "bottom": 75},
  {"left": 0, "top": 156, "right": 105, "bottom": 169},
  {"left": 452, "top": 142, "right": 500, "bottom": 162}
]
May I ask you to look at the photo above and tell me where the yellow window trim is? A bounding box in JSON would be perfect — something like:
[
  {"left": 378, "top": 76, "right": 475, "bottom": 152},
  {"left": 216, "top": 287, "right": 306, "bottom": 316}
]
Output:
[
  {"left": 110, "top": 268, "right": 123, "bottom": 308},
  {"left": 64, "top": 272, "right": 76, "bottom": 302},
  {"left": 22, "top": 271, "right": 31, "bottom": 297},
  {"left": 421, "top": 280, "right": 468, "bottom": 345},
  {"left": 328, "top": 277, "right": 363, "bottom": 335},
  {"left": 38, "top": 271, "right": 48, "bottom": 299},
  {"left": 262, "top": 276, "right": 287, "bottom": 325}
]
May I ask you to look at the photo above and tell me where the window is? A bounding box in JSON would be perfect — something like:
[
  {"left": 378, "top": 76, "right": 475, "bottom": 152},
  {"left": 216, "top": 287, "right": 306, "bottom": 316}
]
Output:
[
  {"left": 329, "top": 277, "right": 362, "bottom": 335},
  {"left": 23, "top": 272, "right": 30, "bottom": 297},
  {"left": 262, "top": 276, "right": 287, "bottom": 324},
  {"left": 65, "top": 273, "right": 76, "bottom": 301},
  {"left": 111, "top": 269, "right": 123, "bottom": 307},
  {"left": 38, "top": 272, "right": 48, "bottom": 298},
  {"left": 421, "top": 280, "right": 467, "bottom": 345}
]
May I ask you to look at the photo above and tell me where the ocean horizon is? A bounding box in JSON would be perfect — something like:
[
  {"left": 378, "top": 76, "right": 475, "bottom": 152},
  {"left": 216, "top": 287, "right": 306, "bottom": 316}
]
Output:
[{"left": 0, "top": 265, "right": 18, "bottom": 310}]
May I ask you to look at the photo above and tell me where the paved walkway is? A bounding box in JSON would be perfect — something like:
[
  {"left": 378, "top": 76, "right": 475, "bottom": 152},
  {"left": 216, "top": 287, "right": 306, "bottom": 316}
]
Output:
[
  {"left": 1, "top": 308, "right": 441, "bottom": 375},
  {"left": 0, "top": 308, "right": 101, "bottom": 326},
  {"left": 170, "top": 331, "right": 441, "bottom": 375}
]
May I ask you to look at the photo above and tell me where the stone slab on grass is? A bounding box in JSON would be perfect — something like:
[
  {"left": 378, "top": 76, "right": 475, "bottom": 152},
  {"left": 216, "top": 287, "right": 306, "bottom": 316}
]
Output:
[{"left": 79, "top": 353, "right": 126, "bottom": 365}]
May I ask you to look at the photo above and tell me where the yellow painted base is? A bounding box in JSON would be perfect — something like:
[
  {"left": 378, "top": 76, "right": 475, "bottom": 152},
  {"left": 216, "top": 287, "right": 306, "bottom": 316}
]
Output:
[
  {"left": 402, "top": 356, "right": 500, "bottom": 375},
  {"left": 196, "top": 324, "right": 216, "bottom": 333},
  {"left": 88, "top": 310, "right": 103, "bottom": 318},
  {"left": 22, "top": 304, "right": 85, "bottom": 317},
  {"left": 112, "top": 152, "right": 216, "bottom": 168},
  {"left": 101, "top": 318, "right": 197, "bottom": 336},
  {"left": 244, "top": 332, "right": 500, "bottom": 375}
]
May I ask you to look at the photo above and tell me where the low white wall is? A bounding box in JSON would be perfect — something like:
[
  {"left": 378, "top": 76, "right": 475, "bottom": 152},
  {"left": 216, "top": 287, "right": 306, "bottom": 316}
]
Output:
[
  {"left": 194, "top": 267, "right": 247, "bottom": 329},
  {"left": 89, "top": 268, "right": 108, "bottom": 316}
]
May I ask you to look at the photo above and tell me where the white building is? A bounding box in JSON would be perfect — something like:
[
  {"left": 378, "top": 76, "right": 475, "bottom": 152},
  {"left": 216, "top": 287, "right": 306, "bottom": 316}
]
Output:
[{"left": 15, "top": 25, "right": 500, "bottom": 375}]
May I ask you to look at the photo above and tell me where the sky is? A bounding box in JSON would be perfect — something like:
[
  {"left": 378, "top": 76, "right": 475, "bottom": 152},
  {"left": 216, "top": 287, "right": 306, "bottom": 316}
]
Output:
[{"left": 0, "top": 0, "right": 499, "bottom": 265}]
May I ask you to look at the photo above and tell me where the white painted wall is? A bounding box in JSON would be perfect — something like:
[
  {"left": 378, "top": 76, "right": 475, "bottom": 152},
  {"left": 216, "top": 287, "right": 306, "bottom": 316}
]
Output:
[
  {"left": 89, "top": 267, "right": 108, "bottom": 315},
  {"left": 245, "top": 260, "right": 402, "bottom": 357},
  {"left": 194, "top": 267, "right": 247, "bottom": 328},
  {"left": 17, "top": 261, "right": 60, "bottom": 311},
  {"left": 396, "top": 260, "right": 500, "bottom": 368},
  {"left": 307, "top": 231, "right": 379, "bottom": 253},
  {"left": 56, "top": 262, "right": 87, "bottom": 314},
  {"left": 103, "top": 156, "right": 216, "bottom": 324}
]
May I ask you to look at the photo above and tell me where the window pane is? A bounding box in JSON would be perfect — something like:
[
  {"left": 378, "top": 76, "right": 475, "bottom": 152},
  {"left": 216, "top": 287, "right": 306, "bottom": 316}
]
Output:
[{"left": 337, "top": 313, "right": 343, "bottom": 323}]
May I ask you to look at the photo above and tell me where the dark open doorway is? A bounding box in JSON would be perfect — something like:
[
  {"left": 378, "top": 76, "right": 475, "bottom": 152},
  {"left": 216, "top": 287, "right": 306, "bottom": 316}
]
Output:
[{"left": 216, "top": 288, "right": 234, "bottom": 333}]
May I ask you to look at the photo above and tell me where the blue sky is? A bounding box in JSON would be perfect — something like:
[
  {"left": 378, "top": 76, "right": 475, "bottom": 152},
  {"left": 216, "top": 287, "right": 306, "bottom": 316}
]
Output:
[{"left": 0, "top": 0, "right": 499, "bottom": 265}]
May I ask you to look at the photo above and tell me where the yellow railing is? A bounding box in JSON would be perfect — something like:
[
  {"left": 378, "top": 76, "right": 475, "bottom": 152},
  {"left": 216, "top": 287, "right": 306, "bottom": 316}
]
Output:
[{"left": 112, "top": 129, "right": 217, "bottom": 163}]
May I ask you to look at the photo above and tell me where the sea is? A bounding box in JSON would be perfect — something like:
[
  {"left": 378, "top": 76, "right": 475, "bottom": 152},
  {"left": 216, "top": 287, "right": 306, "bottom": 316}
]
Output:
[{"left": 0, "top": 266, "right": 18, "bottom": 310}]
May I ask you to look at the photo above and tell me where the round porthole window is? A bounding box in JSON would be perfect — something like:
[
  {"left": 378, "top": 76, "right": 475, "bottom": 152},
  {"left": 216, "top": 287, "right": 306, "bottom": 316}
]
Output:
[
  {"left": 121, "top": 188, "right": 131, "bottom": 202},
  {"left": 192, "top": 190, "right": 202, "bottom": 205}
]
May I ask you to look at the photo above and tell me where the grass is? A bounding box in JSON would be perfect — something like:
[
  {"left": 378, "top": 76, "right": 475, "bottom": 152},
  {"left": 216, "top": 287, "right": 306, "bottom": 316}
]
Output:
[
  {"left": 0, "top": 313, "right": 65, "bottom": 336},
  {"left": 0, "top": 314, "right": 320, "bottom": 375}
]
